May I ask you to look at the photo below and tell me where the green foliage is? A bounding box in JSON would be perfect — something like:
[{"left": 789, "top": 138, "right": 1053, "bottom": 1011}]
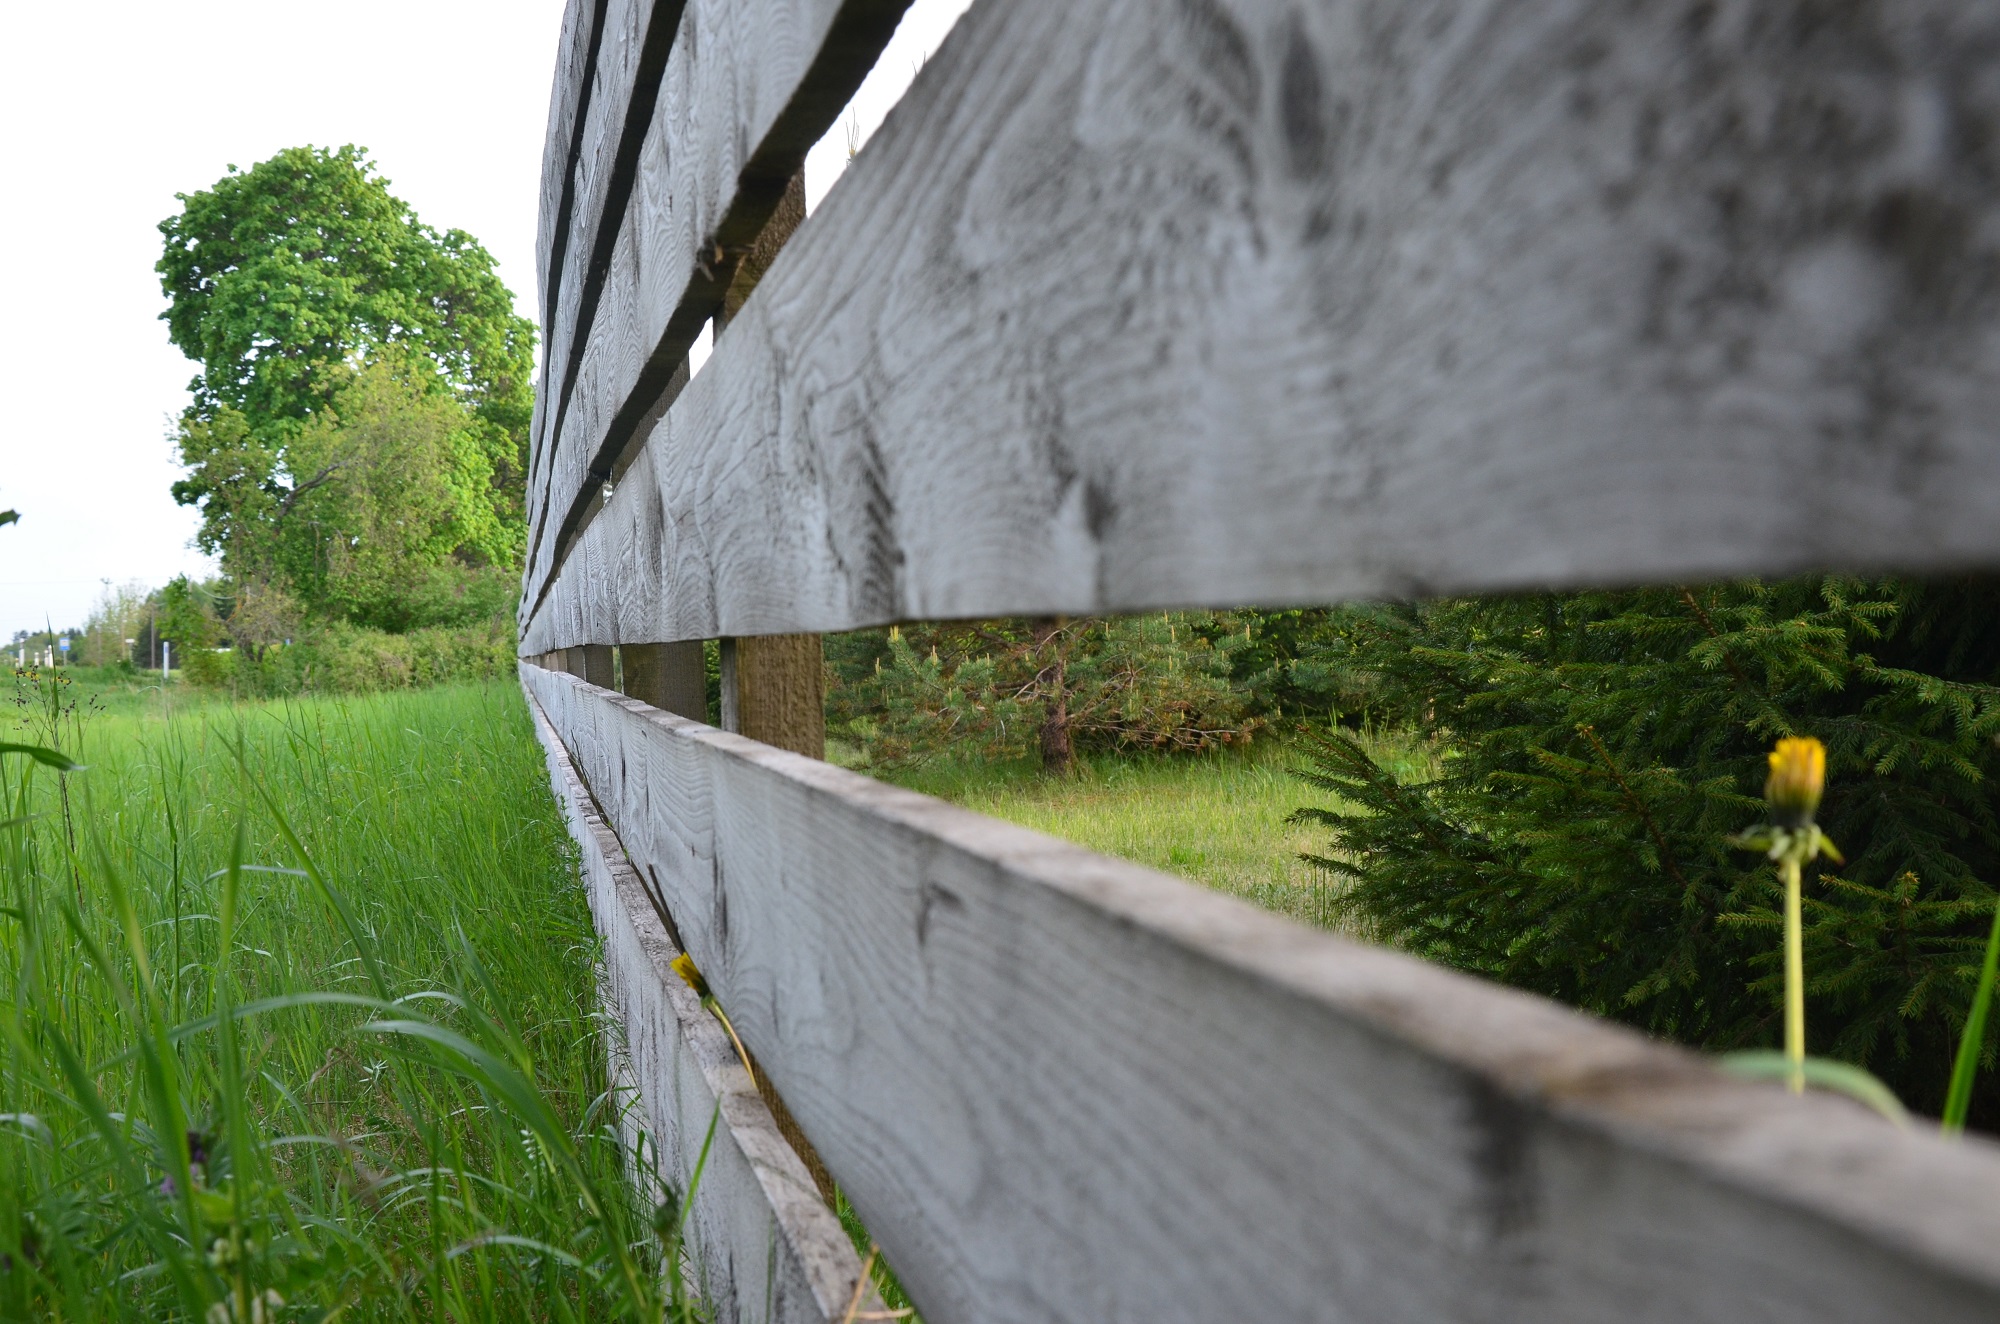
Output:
[
  {"left": 167, "top": 409, "right": 279, "bottom": 578},
  {"left": 1215, "top": 608, "right": 1379, "bottom": 722},
  {"left": 1293, "top": 578, "right": 2000, "bottom": 1122},
  {"left": 159, "top": 147, "right": 533, "bottom": 634},
  {"left": 828, "top": 615, "right": 1260, "bottom": 773},
  {"left": 1944, "top": 900, "right": 2000, "bottom": 1131},
  {"left": 174, "top": 368, "right": 523, "bottom": 630},
  {"left": 157, "top": 577, "right": 225, "bottom": 653},
  {"left": 79, "top": 582, "right": 156, "bottom": 668},
  {"left": 272, "top": 361, "right": 520, "bottom": 627},
  {"left": 184, "top": 619, "right": 517, "bottom": 697}
]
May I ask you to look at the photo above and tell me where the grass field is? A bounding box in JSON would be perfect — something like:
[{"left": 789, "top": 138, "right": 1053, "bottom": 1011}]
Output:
[{"left": 0, "top": 669, "right": 695, "bottom": 1321}]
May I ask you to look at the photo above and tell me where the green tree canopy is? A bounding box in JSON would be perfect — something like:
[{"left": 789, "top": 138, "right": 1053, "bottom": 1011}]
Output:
[
  {"left": 158, "top": 145, "right": 533, "bottom": 443},
  {"left": 278, "top": 360, "right": 519, "bottom": 629},
  {"left": 174, "top": 363, "right": 520, "bottom": 633}
]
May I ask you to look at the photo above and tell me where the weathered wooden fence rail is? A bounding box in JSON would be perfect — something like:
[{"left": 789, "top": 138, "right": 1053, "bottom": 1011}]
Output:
[{"left": 521, "top": 1, "right": 2000, "bottom": 1319}]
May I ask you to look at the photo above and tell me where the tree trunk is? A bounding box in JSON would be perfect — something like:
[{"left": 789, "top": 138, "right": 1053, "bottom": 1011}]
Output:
[{"left": 1034, "top": 617, "right": 1074, "bottom": 775}]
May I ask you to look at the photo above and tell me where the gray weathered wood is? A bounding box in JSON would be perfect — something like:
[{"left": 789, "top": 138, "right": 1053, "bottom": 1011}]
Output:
[
  {"left": 528, "top": 687, "right": 879, "bottom": 1323},
  {"left": 522, "top": 0, "right": 2000, "bottom": 652},
  {"left": 523, "top": 661, "right": 2000, "bottom": 1324},
  {"left": 711, "top": 172, "right": 829, "bottom": 764},
  {"left": 535, "top": 0, "right": 600, "bottom": 326},
  {"left": 528, "top": 0, "right": 685, "bottom": 541},
  {"left": 535, "top": 0, "right": 652, "bottom": 443},
  {"left": 522, "top": 0, "right": 915, "bottom": 615},
  {"left": 528, "top": 0, "right": 604, "bottom": 491}
]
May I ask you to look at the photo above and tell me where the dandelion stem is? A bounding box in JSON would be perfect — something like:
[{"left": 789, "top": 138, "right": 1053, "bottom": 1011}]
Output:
[
  {"left": 1783, "top": 855, "right": 1805, "bottom": 1094},
  {"left": 707, "top": 998, "right": 757, "bottom": 1089}
]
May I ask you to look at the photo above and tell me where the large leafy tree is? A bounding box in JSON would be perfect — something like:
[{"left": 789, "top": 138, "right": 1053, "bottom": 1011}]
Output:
[
  {"left": 159, "top": 145, "right": 532, "bottom": 440},
  {"left": 158, "top": 145, "right": 535, "bottom": 622}
]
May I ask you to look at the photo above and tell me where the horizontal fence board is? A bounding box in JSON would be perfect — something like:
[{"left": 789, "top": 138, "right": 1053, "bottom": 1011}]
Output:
[
  {"left": 528, "top": 689, "right": 877, "bottom": 1323},
  {"left": 528, "top": 0, "right": 682, "bottom": 541},
  {"left": 522, "top": 662, "right": 2000, "bottom": 1324},
  {"left": 522, "top": 0, "right": 915, "bottom": 615},
  {"left": 523, "top": 0, "right": 2000, "bottom": 651}
]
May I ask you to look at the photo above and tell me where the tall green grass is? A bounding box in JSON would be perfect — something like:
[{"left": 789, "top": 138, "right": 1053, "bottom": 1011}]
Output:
[{"left": 0, "top": 673, "right": 700, "bottom": 1321}]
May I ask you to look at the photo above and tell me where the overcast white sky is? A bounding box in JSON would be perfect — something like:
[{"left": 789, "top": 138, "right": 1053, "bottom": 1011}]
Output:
[{"left": 0, "top": 0, "right": 968, "bottom": 642}]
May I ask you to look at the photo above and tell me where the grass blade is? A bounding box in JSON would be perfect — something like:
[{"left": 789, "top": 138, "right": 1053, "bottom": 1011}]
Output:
[{"left": 1942, "top": 898, "right": 2000, "bottom": 1134}]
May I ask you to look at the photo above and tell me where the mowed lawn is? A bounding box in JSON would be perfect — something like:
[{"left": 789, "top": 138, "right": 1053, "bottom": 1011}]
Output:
[{"left": 863, "top": 737, "right": 1389, "bottom": 931}]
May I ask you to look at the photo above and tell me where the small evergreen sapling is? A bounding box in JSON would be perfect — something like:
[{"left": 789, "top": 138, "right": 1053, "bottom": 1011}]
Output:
[{"left": 827, "top": 615, "right": 1260, "bottom": 774}]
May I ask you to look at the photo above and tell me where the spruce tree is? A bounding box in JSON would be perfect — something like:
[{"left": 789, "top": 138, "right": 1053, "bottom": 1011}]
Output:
[{"left": 1294, "top": 578, "right": 2000, "bottom": 1121}]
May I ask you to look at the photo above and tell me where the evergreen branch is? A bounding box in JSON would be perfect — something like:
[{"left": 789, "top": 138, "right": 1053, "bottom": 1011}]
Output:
[
  {"left": 1296, "top": 733, "right": 1456, "bottom": 857},
  {"left": 1576, "top": 724, "right": 1691, "bottom": 891},
  {"left": 1678, "top": 586, "right": 1753, "bottom": 689}
]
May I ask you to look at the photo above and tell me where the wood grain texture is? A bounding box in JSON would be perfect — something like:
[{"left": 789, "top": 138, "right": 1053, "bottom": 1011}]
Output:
[
  {"left": 719, "top": 635, "right": 825, "bottom": 758},
  {"left": 528, "top": 0, "right": 605, "bottom": 492},
  {"left": 523, "top": 0, "right": 2000, "bottom": 653},
  {"left": 522, "top": 0, "right": 915, "bottom": 616},
  {"left": 524, "top": 661, "right": 2000, "bottom": 1324},
  {"left": 528, "top": 687, "right": 879, "bottom": 1323}
]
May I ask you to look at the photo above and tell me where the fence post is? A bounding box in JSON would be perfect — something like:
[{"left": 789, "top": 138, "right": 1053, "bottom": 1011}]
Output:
[
  {"left": 716, "top": 172, "right": 826, "bottom": 764},
  {"left": 709, "top": 180, "right": 834, "bottom": 1194},
  {"left": 621, "top": 641, "right": 707, "bottom": 721},
  {"left": 720, "top": 171, "right": 804, "bottom": 325},
  {"left": 576, "top": 644, "right": 617, "bottom": 689},
  {"left": 718, "top": 635, "right": 825, "bottom": 759}
]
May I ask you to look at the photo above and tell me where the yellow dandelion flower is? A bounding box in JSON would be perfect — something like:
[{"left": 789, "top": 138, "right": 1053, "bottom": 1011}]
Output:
[
  {"left": 670, "top": 952, "right": 710, "bottom": 999},
  {"left": 1764, "top": 736, "right": 1826, "bottom": 829}
]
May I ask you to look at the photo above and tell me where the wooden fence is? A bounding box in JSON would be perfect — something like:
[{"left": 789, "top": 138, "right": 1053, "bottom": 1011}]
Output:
[{"left": 518, "top": 1, "right": 2000, "bottom": 1319}]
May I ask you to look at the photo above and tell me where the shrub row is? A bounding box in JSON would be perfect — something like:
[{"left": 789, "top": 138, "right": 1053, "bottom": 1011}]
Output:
[{"left": 180, "top": 618, "right": 516, "bottom": 696}]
